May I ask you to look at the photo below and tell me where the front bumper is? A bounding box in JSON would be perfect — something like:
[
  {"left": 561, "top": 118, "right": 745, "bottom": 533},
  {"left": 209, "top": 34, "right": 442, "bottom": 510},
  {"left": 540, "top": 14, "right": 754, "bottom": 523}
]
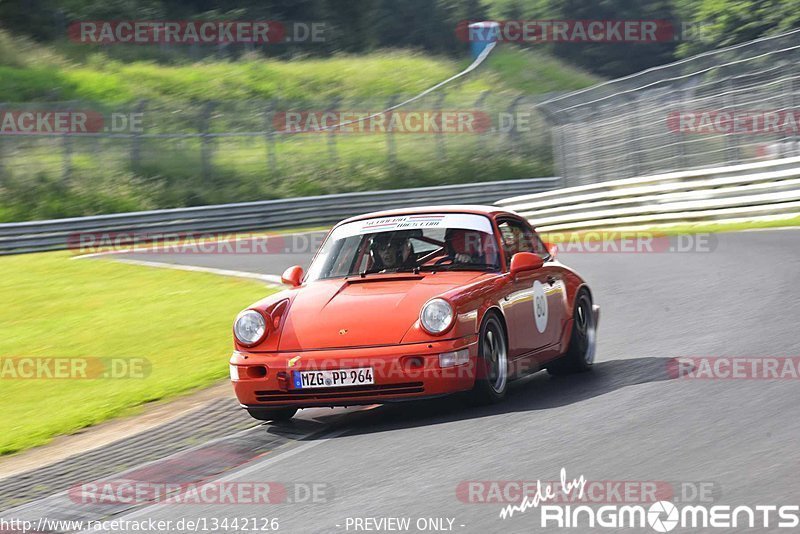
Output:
[{"left": 230, "top": 336, "right": 478, "bottom": 408}]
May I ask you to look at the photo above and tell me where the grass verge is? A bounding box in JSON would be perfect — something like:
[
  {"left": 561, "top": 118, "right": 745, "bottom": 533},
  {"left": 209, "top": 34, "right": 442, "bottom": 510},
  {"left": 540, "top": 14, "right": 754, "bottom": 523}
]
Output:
[
  {"left": 616, "top": 215, "right": 800, "bottom": 235},
  {"left": 539, "top": 215, "right": 800, "bottom": 242},
  {"left": 0, "top": 251, "right": 273, "bottom": 455}
]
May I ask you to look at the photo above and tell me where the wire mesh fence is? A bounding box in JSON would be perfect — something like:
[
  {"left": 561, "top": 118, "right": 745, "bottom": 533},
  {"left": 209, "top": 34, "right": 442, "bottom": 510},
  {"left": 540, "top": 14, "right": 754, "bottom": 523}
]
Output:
[
  {"left": 538, "top": 28, "right": 800, "bottom": 186},
  {"left": 0, "top": 92, "right": 553, "bottom": 182},
  {"left": 0, "top": 91, "right": 555, "bottom": 220}
]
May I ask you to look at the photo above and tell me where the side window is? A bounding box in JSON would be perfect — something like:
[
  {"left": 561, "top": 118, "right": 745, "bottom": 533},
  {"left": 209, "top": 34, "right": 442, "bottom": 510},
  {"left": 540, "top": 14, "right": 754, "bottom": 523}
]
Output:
[
  {"left": 530, "top": 230, "right": 550, "bottom": 259},
  {"left": 497, "top": 219, "right": 548, "bottom": 267}
]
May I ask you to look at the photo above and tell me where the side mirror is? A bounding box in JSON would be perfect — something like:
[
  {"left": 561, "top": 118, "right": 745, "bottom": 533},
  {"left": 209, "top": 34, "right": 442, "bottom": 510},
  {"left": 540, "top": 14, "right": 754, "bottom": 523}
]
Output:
[
  {"left": 281, "top": 265, "right": 303, "bottom": 287},
  {"left": 509, "top": 252, "right": 544, "bottom": 276},
  {"left": 543, "top": 241, "right": 558, "bottom": 260}
]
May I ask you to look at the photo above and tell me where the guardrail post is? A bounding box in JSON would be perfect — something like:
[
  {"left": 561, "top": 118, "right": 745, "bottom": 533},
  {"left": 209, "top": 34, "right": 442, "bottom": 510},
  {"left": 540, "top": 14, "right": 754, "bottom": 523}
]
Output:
[
  {"left": 264, "top": 99, "right": 278, "bottom": 174},
  {"left": 673, "top": 90, "right": 687, "bottom": 169},
  {"left": 587, "top": 104, "right": 601, "bottom": 183},
  {"left": 724, "top": 77, "right": 740, "bottom": 164},
  {"left": 0, "top": 103, "right": 5, "bottom": 184},
  {"left": 130, "top": 99, "right": 147, "bottom": 173},
  {"left": 626, "top": 95, "right": 643, "bottom": 179},
  {"left": 506, "top": 95, "right": 525, "bottom": 153},
  {"left": 385, "top": 95, "right": 397, "bottom": 166},
  {"left": 200, "top": 102, "right": 216, "bottom": 182},
  {"left": 435, "top": 92, "right": 446, "bottom": 161},
  {"left": 783, "top": 66, "right": 798, "bottom": 156},
  {"left": 61, "top": 134, "right": 73, "bottom": 182},
  {"left": 327, "top": 97, "right": 340, "bottom": 164},
  {"left": 0, "top": 137, "right": 4, "bottom": 181},
  {"left": 537, "top": 105, "right": 568, "bottom": 187},
  {"left": 553, "top": 119, "right": 568, "bottom": 188},
  {"left": 473, "top": 91, "right": 490, "bottom": 155},
  {"left": 61, "top": 101, "right": 74, "bottom": 183}
]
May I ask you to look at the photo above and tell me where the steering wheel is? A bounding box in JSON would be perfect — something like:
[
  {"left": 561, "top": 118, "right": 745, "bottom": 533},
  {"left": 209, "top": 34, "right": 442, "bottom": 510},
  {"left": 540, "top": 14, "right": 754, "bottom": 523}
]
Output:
[{"left": 434, "top": 256, "right": 454, "bottom": 265}]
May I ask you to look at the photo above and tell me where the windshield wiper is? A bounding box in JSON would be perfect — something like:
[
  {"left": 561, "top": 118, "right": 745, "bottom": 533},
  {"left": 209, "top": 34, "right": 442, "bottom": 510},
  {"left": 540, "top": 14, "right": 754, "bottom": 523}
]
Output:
[
  {"left": 352, "top": 267, "right": 420, "bottom": 278},
  {"left": 431, "top": 263, "right": 498, "bottom": 272}
]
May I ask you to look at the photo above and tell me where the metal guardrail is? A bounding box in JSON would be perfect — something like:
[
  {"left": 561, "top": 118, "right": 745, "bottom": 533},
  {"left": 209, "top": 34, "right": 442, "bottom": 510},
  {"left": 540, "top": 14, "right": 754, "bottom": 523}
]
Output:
[
  {"left": 498, "top": 158, "right": 800, "bottom": 231},
  {"left": 0, "top": 177, "right": 560, "bottom": 254}
]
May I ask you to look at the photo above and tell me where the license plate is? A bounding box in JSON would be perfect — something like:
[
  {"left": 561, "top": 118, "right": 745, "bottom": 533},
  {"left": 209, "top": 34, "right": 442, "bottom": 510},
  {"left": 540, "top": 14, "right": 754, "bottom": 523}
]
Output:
[{"left": 292, "top": 368, "right": 374, "bottom": 389}]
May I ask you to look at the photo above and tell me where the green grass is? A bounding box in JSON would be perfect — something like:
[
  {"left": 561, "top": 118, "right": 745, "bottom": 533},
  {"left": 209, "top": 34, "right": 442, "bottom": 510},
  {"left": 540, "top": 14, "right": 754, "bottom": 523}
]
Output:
[
  {"left": 483, "top": 47, "right": 600, "bottom": 94},
  {"left": 0, "top": 30, "right": 597, "bottom": 104},
  {"left": 0, "top": 32, "right": 497, "bottom": 104},
  {"left": 0, "top": 252, "right": 273, "bottom": 455},
  {"left": 628, "top": 215, "right": 800, "bottom": 235},
  {"left": 539, "top": 215, "right": 800, "bottom": 245}
]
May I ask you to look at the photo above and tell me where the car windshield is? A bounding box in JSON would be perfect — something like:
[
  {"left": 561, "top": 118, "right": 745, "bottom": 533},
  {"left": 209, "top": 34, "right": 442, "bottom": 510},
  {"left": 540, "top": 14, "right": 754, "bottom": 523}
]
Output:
[{"left": 305, "top": 213, "right": 501, "bottom": 282}]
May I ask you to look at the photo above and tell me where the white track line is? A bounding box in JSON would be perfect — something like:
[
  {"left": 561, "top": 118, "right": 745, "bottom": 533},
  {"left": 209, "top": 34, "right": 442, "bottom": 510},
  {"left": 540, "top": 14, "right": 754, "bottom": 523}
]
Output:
[{"left": 113, "top": 258, "right": 284, "bottom": 286}]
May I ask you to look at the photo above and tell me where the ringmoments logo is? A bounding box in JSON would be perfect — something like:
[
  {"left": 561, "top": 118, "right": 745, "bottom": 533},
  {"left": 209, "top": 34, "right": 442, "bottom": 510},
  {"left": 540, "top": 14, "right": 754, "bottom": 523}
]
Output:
[{"left": 498, "top": 469, "right": 800, "bottom": 531}]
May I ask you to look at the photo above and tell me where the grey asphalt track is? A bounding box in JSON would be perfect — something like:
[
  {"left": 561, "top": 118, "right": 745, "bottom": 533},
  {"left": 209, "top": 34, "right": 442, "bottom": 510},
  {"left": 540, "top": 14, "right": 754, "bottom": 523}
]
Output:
[{"left": 5, "top": 228, "right": 800, "bottom": 533}]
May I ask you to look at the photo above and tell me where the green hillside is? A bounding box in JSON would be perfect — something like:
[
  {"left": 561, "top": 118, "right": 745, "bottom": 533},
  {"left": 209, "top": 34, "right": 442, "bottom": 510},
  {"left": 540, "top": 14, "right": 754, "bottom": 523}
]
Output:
[
  {"left": 0, "top": 31, "right": 597, "bottom": 103},
  {"left": 0, "top": 31, "right": 599, "bottom": 222}
]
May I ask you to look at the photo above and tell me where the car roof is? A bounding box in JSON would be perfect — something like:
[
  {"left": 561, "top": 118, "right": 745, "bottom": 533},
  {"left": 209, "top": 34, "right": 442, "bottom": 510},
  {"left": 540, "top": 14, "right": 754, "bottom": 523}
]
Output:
[{"left": 338, "top": 205, "right": 522, "bottom": 225}]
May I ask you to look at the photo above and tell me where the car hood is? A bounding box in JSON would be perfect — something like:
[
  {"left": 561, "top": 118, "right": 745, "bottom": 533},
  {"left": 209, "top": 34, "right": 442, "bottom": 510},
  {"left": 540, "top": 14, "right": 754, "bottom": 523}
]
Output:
[{"left": 278, "top": 272, "right": 485, "bottom": 350}]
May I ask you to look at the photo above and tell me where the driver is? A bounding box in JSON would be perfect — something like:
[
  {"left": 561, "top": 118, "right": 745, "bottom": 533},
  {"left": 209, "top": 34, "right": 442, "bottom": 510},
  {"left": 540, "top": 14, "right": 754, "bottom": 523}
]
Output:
[
  {"left": 369, "top": 232, "right": 417, "bottom": 271},
  {"left": 445, "top": 228, "right": 489, "bottom": 265}
]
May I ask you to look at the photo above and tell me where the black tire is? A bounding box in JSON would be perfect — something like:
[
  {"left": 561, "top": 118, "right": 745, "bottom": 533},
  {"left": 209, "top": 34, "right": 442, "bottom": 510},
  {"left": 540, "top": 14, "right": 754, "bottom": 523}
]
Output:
[
  {"left": 547, "top": 289, "right": 597, "bottom": 376},
  {"left": 246, "top": 407, "right": 298, "bottom": 422},
  {"left": 468, "top": 313, "right": 509, "bottom": 404}
]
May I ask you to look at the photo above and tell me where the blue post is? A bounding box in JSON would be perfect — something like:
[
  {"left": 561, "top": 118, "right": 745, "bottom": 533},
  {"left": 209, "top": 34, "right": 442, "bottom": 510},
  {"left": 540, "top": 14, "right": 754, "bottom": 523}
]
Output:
[{"left": 469, "top": 21, "right": 500, "bottom": 60}]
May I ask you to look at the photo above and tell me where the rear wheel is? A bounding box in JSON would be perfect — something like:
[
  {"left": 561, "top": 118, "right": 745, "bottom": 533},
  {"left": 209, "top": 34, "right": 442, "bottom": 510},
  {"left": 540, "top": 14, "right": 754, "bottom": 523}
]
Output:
[
  {"left": 468, "top": 313, "right": 508, "bottom": 404},
  {"left": 246, "top": 407, "right": 298, "bottom": 422},
  {"left": 547, "top": 289, "right": 596, "bottom": 376}
]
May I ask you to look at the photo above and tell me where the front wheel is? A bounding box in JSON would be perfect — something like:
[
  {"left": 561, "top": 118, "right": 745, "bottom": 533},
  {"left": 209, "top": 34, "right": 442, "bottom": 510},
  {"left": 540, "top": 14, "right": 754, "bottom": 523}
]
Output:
[
  {"left": 547, "top": 289, "right": 597, "bottom": 376},
  {"left": 246, "top": 407, "right": 298, "bottom": 422},
  {"left": 468, "top": 313, "right": 509, "bottom": 404}
]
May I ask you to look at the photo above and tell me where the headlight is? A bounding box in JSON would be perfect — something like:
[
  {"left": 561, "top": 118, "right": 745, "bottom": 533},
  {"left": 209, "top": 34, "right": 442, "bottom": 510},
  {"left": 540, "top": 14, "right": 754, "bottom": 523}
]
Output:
[
  {"left": 420, "top": 298, "right": 454, "bottom": 335},
  {"left": 234, "top": 310, "right": 267, "bottom": 345}
]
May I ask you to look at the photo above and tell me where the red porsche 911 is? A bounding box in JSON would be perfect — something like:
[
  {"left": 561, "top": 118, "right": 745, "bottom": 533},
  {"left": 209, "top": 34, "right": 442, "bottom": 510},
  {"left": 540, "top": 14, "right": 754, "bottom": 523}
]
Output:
[{"left": 229, "top": 205, "right": 598, "bottom": 421}]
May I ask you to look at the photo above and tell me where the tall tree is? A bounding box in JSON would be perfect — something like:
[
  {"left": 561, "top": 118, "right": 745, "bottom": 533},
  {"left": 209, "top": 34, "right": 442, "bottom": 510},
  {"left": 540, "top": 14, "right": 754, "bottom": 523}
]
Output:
[{"left": 674, "top": 0, "right": 800, "bottom": 57}]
